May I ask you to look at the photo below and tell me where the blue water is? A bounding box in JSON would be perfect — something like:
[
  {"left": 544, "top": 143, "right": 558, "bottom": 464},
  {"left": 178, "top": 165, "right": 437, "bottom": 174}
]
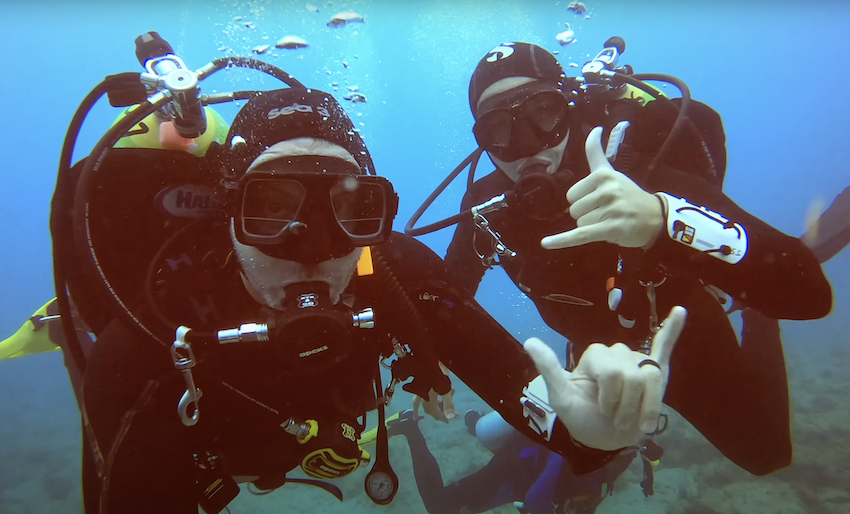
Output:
[{"left": 1, "top": 1, "right": 849, "bottom": 513}]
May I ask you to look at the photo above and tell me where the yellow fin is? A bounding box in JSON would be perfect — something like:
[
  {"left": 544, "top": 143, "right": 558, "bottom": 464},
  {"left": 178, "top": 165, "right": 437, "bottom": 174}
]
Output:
[
  {"left": 0, "top": 298, "right": 62, "bottom": 361},
  {"left": 357, "top": 411, "right": 401, "bottom": 446}
]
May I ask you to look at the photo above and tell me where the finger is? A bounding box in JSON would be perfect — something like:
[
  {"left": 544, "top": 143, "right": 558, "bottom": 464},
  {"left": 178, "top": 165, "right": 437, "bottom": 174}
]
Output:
[
  {"left": 575, "top": 207, "right": 608, "bottom": 229},
  {"left": 597, "top": 371, "right": 622, "bottom": 417},
  {"left": 585, "top": 126, "right": 616, "bottom": 175},
  {"left": 541, "top": 222, "right": 612, "bottom": 249},
  {"left": 638, "top": 366, "right": 663, "bottom": 434},
  {"left": 648, "top": 306, "right": 688, "bottom": 367},
  {"left": 524, "top": 338, "right": 570, "bottom": 393},
  {"left": 566, "top": 169, "right": 606, "bottom": 204},
  {"left": 586, "top": 343, "right": 624, "bottom": 417},
  {"left": 568, "top": 187, "right": 605, "bottom": 221},
  {"left": 614, "top": 368, "right": 644, "bottom": 431},
  {"left": 571, "top": 193, "right": 611, "bottom": 228}
]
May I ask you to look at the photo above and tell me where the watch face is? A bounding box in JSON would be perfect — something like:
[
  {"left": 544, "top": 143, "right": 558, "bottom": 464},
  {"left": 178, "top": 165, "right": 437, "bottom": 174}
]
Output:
[{"left": 367, "top": 471, "right": 394, "bottom": 500}]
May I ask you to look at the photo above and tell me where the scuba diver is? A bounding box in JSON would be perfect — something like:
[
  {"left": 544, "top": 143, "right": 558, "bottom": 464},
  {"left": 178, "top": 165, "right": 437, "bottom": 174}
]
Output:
[
  {"left": 373, "top": 181, "right": 850, "bottom": 514},
  {"left": 405, "top": 39, "right": 835, "bottom": 477},
  {"left": 49, "top": 32, "right": 688, "bottom": 514}
]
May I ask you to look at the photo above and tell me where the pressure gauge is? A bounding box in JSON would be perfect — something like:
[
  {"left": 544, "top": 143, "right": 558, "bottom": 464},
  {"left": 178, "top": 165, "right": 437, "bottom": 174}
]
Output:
[{"left": 365, "top": 469, "right": 397, "bottom": 504}]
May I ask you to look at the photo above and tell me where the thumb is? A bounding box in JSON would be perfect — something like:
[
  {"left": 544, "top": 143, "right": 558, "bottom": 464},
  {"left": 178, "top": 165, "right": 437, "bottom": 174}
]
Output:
[
  {"left": 524, "top": 337, "right": 570, "bottom": 394},
  {"left": 585, "top": 126, "right": 615, "bottom": 174}
]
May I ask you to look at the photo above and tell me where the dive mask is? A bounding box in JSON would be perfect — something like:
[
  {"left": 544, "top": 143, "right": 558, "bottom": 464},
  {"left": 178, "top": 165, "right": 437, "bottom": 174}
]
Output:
[
  {"left": 473, "top": 84, "right": 570, "bottom": 163},
  {"left": 234, "top": 158, "right": 399, "bottom": 263}
]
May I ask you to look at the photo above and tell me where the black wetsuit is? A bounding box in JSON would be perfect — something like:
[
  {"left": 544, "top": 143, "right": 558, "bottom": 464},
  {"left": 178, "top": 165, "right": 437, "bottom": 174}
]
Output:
[
  {"left": 79, "top": 231, "right": 611, "bottom": 514},
  {"left": 445, "top": 100, "right": 833, "bottom": 476}
]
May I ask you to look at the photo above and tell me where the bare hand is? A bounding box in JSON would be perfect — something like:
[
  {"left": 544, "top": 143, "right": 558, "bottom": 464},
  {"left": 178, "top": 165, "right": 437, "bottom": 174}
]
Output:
[
  {"left": 541, "top": 126, "right": 663, "bottom": 250},
  {"left": 524, "top": 306, "right": 687, "bottom": 450}
]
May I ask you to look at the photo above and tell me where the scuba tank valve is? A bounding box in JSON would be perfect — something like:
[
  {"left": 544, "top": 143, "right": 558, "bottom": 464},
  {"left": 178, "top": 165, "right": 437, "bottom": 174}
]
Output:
[
  {"left": 580, "top": 36, "right": 633, "bottom": 88},
  {"left": 135, "top": 31, "right": 207, "bottom": 138}
]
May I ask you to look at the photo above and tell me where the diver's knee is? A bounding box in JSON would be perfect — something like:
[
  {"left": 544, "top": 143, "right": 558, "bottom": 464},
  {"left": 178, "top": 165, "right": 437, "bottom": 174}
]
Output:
[{"left": 475, "top": 411, "right": 518, "bottom": 453}]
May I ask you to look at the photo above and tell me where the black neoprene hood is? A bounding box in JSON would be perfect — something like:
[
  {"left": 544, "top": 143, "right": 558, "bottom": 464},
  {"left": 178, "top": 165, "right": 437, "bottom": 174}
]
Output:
[
  {"left": 468, "top": 42, "right": 566, "bottom": 118},
  {"left": 226, "top": 88, "right": 373, "bottom": 176}
]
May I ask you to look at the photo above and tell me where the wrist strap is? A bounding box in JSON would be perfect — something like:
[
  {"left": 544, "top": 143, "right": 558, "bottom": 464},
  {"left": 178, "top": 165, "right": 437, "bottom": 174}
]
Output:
[
  {"left": 521, "top": 375, "right": 558, "bottom": 442},
  {"left": 655, "top": 192, "right": 748, "bottom": 264}
]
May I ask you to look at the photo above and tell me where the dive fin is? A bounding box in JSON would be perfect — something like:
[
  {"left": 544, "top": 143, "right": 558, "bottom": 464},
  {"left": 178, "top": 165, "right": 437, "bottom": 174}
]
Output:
[
  {"left": 0, "top": 298, "right": 62, "bottom": 361},
  {"left": 358, "top": 411, "right": 401, "bottom": 446},
  {"left": 802, "top": 186, "right": 850, "bottom": 263}
]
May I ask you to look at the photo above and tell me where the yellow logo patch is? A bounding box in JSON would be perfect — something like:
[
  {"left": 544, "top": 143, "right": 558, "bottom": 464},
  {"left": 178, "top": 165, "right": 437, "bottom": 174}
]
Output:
[{"left": 341, "top": 423, "right": 356, "bottom": 442}]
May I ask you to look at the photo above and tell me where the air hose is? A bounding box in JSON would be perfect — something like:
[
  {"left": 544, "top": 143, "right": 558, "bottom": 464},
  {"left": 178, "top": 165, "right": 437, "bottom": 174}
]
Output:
[
  {"left": 404, "top": 147, "right": 485, "bottom": 237},
  {"left": 53, "top": 72, "right": 148, "bottom": 374},
  {"left": 618, "top": 73, "right": 718, "bottom": 183}
]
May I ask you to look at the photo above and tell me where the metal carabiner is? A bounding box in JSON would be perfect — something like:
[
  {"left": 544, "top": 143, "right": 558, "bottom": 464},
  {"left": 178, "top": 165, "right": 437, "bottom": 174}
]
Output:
[
  {"left": 171, "top": 327, "right": 203, "bottom": 427},
  {"left": 381, "top": 337, "right": 408, "bottom": 369},
  {"left": 638, "top": 277, "right": 668, "bottom": 353},
  {"left": 382, "top": 378, "right": 399, "bottom": 407},
  {"left": 472, "top": 212, "right": 516, "bottom": 268}
]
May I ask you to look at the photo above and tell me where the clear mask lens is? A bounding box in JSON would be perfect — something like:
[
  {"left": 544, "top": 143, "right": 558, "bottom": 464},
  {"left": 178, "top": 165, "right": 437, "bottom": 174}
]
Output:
[
  {"left": 242, "top": 179, "right": 305, "bottom": 239},
  {"left": 330, "top": 178, "right": 386, "bottom": 237}
]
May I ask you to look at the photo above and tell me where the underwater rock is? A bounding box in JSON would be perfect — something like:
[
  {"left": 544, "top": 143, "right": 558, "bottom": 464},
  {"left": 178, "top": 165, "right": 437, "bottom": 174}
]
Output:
[
  {"left": 343, "top": 92, "right": 367, "bottom": 103},
  {"left": 275, "top": 35, "right": 309, "bottom": 49},
  {"left": 567, "top": 1, "right": 587, "bottom": 15},
  {"left": 306, "top": 3, "right": 319, "bottom": 12},
  {"left": 342, "top": 60, "right": 349, "bottom": 68},
  {"left": 327, "top": 11, "right": 365, "bottom": 27},
  {"left": 252, "top": 44, "right": 270, "bottom": 54},
  {"left": 347, "top": 85, "right": 359, "bottom": 92},
  {"left": 569, "top": 62, "right": 578, "bottom": 67}
]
